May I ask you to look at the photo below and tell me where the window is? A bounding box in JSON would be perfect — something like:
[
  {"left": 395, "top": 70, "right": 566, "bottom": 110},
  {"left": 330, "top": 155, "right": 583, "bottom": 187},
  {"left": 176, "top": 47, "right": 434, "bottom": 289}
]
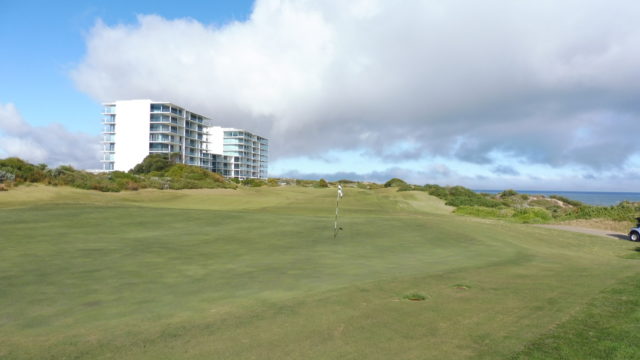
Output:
[
  {"left": 149, "top": 143, "right": 170, "bottom": 151},
  {"left": 150, "top": 124, "right": 171, "bottom": 132}
]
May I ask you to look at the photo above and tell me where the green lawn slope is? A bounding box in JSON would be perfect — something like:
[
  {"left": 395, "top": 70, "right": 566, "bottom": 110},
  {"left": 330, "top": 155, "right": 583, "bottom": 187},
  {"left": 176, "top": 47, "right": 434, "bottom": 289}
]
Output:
[{"left": 0, "top": 186, "right": 638, "bottom": 359}]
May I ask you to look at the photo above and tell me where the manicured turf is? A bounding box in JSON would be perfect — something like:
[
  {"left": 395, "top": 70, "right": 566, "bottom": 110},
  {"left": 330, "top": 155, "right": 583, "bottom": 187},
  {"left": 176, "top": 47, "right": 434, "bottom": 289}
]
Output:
[
  {"left": 0, "top": 185, "right": 638, "bottom": 359},
  {"left": 510, "top": 273, "right": 640, "bottom": 360}
]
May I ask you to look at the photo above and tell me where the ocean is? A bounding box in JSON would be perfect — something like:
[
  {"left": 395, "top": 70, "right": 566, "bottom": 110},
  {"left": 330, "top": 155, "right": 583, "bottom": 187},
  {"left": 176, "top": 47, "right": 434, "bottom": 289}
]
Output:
[{"left": 474, "top": 190, "right": 640, "bottom": 206}]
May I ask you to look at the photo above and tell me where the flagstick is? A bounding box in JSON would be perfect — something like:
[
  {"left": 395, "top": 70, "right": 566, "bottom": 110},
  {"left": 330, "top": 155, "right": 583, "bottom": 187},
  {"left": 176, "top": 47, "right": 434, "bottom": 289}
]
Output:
[
  {"left": 334, "top": 184, "right": 343, "bottom": 239},
  {"left": 334, "top": 191, "right": 340, "bottom": 239}
]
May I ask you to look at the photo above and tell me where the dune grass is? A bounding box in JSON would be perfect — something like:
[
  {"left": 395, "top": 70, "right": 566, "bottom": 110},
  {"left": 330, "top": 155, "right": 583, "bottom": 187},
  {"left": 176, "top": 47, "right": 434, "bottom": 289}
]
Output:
[{"left": 0, "top": 186, "right": 638, "bottom": 359}]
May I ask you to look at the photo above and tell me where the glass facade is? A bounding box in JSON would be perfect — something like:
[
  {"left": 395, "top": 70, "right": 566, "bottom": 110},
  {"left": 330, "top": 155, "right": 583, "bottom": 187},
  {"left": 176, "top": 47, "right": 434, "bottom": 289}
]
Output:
[{"left": 218, "top": 130, "right": 268, "bottom": 179}]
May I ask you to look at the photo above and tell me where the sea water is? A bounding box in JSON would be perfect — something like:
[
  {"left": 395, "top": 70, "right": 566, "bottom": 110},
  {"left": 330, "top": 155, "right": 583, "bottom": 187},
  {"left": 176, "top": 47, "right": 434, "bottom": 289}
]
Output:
[{"left": 475, "top": 190, "right": 640, "bottom": 206}]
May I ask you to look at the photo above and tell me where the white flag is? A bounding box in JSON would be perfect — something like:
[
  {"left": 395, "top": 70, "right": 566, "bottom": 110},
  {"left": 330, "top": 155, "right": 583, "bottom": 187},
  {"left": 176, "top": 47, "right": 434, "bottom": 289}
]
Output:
[{"left": 338, "top": 184, "right": 343, "bottom": 198}]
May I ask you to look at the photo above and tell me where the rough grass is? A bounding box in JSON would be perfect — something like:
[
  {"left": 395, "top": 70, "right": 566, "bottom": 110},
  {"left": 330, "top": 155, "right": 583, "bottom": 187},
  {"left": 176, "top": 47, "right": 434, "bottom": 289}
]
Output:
[{"left": 0, "top": 187, "right": 639, "bottom": 359}]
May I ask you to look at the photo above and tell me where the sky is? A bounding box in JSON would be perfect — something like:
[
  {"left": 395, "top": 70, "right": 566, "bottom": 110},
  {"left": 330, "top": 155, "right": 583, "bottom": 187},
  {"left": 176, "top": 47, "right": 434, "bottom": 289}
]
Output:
[{"left": 1, "top": 0, "right": 640, "bottom": 191}]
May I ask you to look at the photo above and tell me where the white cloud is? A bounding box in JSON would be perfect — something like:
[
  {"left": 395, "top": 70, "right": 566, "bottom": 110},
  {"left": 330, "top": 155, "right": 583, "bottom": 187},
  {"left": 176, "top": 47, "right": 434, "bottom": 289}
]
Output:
[
  {"left": 0, "top": 103, "right": 101, "bottom": 168},
  {"left": 71, "top": 0, "right": 640, "bottom": 172}
]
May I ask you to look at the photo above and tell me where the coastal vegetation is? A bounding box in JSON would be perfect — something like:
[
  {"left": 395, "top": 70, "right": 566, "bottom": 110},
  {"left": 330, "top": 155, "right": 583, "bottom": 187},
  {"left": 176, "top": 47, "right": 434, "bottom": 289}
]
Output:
[
  {"left": 385, "top": 181, "right": 640, "bottom": 229},
  {"left": 0, "top": 155, "right": 235, "bottom": 192}
]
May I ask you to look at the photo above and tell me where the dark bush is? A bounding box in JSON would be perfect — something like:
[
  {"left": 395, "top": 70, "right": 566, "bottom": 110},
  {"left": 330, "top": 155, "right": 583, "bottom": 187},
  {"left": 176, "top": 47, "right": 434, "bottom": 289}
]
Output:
[
  {"left": 500, "top": 189, "right": 518, "bottom": 197},
  {"left": 384, "top": 178, "right": 408, "bottom": 188},
  {"left": 131, "top": 153, "right": 178, "bottom": 174}
]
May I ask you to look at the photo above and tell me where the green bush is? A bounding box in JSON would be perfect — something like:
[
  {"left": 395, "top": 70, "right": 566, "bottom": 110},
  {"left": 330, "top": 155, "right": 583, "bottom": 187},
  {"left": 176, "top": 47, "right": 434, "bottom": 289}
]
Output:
[
  {"left": 512, "top": 207, "right": 552, "bottom": 223},
  {"left": 316, "top": 178, "right": 329, "bottom": 188},
  {"left": 424, "top": 184, "right": 450, "bottom": 200},
  {"left": 0, "top": 156, "right": 239, "bottom": 192},
  {"left": 500, "top": 189, "right": 518, "bottom": 197},
  {"left": 384, "top": 178, "right": 408, "bottom": 188},
  {"left": 0, "top": 157, "right": 48, "bottom": 183},
  {"left": 563, "top": 203, "right": 639, "bottom": 222},
  {"left": 131, "top": 153, "right": 178, "bottom": 174}
]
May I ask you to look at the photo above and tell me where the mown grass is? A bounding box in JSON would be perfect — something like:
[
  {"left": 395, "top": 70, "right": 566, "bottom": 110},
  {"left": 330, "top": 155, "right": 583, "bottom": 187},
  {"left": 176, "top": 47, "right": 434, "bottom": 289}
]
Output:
[
  {"left": 0, "top": 186, "right": 639, "bottom": 359},
  {"left": 511, "top": 274, "right": 640, "bottom": 359}
]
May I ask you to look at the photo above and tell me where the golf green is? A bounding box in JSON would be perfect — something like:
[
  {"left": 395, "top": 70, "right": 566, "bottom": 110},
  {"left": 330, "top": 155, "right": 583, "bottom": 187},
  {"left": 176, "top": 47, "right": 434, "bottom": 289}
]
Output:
[{"left": 0, "top": 185, "right": 638, "bottom": 359}]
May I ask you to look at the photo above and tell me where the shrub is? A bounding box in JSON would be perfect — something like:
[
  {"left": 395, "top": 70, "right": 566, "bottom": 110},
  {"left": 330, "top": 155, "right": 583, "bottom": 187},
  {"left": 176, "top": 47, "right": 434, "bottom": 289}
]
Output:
[
  {"left": 0, "top": 157, "right": 48, "bottom": 183},
  {"left": 165, "top": 164, "right": 224, "bottom": 182},
  {"left": 0, "top": 169, "right": 16, "bottom": 183},
  {"left": 125, "top": 181, "right": 140, "bottom": 191},
  {"left": 424, "top": 184, "right": 450, "bottom": 200},
  {"left": 512, "top": 207, "right": 552, "bottom": 223},
  {"left": 384, "top": 178, "right": 408, "bottom": 188},
  {"left": 500, "top": 189, "right": 518, "bottom": 197},
  {"left": 316, "top": 178, "right": 329, "bottom": 188},
  {"left": 131, "top": 153, "right": 177, "bottom": 174}
]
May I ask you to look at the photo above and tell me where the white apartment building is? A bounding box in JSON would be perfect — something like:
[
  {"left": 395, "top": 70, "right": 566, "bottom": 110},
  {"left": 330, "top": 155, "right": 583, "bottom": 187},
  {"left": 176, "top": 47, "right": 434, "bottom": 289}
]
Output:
[
  {"left": 101, "top": 99, "right": 268, "bottom": 179},
  {"left": 206, "top": 127, "right": 269, "bottom": 179}
]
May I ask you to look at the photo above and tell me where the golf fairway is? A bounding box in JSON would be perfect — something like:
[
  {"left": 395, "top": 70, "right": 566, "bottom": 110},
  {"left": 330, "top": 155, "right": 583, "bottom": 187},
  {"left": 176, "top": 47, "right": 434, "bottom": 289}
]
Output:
[{"left": 0, "top": 185, "right": 638, "bottom": 359}]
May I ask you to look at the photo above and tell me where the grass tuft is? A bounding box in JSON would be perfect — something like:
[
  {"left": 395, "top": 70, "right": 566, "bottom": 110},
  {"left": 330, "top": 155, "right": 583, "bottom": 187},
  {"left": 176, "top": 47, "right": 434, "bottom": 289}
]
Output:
[{"left": 402, "top": 292, "right": 427, "bottom": 301}]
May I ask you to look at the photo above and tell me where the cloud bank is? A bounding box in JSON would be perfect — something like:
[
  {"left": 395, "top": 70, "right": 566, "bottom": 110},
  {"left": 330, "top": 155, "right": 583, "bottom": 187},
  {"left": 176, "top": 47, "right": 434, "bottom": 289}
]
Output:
[
  {"left": 72, "top": 0, "right": 640, "bottom": 172},
  {"left": 0, "top": 103, "right": 100, "bottom": 169}
]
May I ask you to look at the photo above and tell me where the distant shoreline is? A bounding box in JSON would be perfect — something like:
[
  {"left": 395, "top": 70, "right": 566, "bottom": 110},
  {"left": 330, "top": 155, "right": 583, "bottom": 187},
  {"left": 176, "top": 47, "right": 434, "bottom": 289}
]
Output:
[{"left": 474, "top": 190, "right": 640, "bottom": 206}]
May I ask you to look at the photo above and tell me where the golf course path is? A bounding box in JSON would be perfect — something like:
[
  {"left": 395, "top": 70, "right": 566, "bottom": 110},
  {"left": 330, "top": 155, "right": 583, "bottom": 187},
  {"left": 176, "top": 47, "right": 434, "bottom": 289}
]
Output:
[{"left": 535, "top": 224, "right": 628, "bottom": 240}]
